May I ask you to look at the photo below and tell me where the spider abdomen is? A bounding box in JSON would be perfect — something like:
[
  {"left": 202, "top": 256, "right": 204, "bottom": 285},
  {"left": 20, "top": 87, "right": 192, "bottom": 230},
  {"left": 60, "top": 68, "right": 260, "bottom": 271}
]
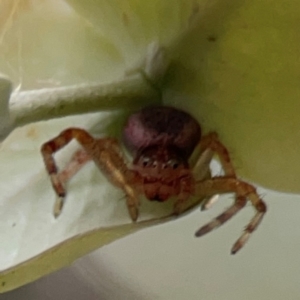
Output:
[{"left": 123, "top": 106, "right": 201, "bottom": 158}]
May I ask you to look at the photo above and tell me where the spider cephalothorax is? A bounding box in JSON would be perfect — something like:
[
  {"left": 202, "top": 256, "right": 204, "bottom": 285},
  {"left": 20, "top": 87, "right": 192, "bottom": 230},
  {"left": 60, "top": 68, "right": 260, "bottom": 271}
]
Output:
[{"left": 41, "top": 106, "right": 266, "bottom": 254}]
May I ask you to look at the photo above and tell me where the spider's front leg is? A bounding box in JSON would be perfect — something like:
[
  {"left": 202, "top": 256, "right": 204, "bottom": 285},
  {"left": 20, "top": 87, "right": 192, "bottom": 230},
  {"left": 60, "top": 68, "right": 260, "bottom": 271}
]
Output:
[
  {"left": 41, "top": 128, "right": 140, "bottom": 220},
  {"left": 194, "top": 178, "right": 266, "bottom": 254},
  {"left": 193, "top": 132, "right": 266, "bottom": 253},
  {"left": 172, "top": 133, "right": 231, "bottom": 215},
  {"left": 192, "top": 132, "right": 240, "bottom": 212}
]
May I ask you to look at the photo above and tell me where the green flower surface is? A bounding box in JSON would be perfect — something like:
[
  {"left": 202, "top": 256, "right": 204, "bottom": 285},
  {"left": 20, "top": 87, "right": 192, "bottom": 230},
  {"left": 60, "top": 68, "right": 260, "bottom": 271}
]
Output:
[{"left": 1, "top": 0, "right": 300, "bottom": 298}]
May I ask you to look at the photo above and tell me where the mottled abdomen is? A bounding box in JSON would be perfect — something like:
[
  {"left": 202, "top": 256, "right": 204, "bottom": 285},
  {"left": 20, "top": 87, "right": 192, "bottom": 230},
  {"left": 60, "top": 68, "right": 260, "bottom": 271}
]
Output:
[{"left": 123, "top": 106, "right": 201, "bottom": 158}]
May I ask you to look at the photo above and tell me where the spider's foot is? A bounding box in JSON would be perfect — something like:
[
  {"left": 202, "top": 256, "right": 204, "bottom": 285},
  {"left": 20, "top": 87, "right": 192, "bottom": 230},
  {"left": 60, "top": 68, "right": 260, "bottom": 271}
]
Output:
[
  {"left": 195, "top": 219, "right": 221, "bottom": 237},
  {"left": 201, "top": 194, "right": 220, "bottom": 211},
  {"left": 231, "top": 211, "right": 265, "bottom": 254},
  {"left": 231, "top": 232, "right": 250, "bottom": 254},
  {"left": 53, "top": 196, "right": 65, "bottom": 218},
  {"left": 128, "top": 205, "right": 139, "bottom": 222},
  {"left": 50, "top": 174, "right": 66, "bottom": 198}
]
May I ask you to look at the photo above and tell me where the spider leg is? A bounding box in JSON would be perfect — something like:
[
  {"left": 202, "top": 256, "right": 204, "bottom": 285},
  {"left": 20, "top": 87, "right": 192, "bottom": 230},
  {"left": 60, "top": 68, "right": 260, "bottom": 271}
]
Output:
[
  {"left": 193, "top": 132, "right": 246, "bottom": 211},
  {"left": 173, "top": 177, "right": 193, "bottom": 215},
  {"left": 197, "top": 132, "right": 236, "bottom": 177},
  {"left": 57, "top": 149, "right": 92, "bottom": 183},
  {"left": 41, "top": 128, "right": 140, "bottom": 220},
  {"left": 173, "top": 148, "right": 214, "bottom": 215},
  {"left": 192, "top": 132, "right": 266, "bottom": 253},
  {"left": 201, "top": 194, "right": 220, "bottom": 210},
  {"left": 50, "top": 149, "right": 91, "bottom": 217},
  {"left": 194, "top": 177, "right": 266, "bottom": 254}
]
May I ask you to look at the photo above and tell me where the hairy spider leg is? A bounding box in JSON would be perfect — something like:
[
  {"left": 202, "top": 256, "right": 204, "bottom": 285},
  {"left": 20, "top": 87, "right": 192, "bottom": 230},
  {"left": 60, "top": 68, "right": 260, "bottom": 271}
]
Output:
[
  {"left": 173, "top": 132, "right": 236, "bottom": 215},
  {"left": 194, "top": 177, "right": 266, "bottom": 254},
  {"left": 57, "top": 149, "right": 92, "bottom": 184},
  {"left": 192, "top": 132, "right": 266, "bottom": 253},
  {"left": 196, "top": 132, "right": 236, "bottom": 177},
  {"left": 193, "top": 132, "right": 247, "bottom": 214},
  {"left": 173, "top": 176, "right": 195, "bottom": 215},
  {"left": 41, "top": 128, "right": 140, "bottom": 220}
]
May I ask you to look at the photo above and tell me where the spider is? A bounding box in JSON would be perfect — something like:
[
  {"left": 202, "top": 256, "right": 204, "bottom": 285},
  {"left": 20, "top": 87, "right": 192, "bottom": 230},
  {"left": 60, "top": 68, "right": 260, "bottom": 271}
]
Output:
[{"left": 41, "top": 106, "right": 266, "bottom": 254}]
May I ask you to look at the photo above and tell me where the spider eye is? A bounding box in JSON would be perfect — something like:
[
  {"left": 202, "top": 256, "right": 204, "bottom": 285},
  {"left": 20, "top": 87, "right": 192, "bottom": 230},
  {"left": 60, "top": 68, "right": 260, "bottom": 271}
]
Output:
[
  {"left": 141, "top": 156, "right": 151, "bottom": 167},
  {"left": 167, "top": 159, "right": 180, "bottom": 169}
]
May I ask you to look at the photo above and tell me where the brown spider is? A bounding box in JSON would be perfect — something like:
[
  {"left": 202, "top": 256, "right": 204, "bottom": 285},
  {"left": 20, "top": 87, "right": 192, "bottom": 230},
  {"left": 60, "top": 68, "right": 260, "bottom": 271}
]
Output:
[{"left": 41, "top": 106, "right": 266, "bottom": 254}]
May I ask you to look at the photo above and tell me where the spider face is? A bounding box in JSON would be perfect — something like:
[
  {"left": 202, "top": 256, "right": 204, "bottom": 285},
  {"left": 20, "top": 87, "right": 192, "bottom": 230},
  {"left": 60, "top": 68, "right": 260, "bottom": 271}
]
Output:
[
  {"left": 132, "top": 144, "right": 191, "bottom": 202},
  {"left": 41, "top": 105, "right": 266, "bottom": 254}
]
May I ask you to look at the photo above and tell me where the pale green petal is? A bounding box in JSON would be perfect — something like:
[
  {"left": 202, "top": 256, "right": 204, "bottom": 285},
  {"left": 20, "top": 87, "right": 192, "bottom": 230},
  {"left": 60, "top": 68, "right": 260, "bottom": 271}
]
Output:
[
  {"left": 0, "top": 0, "right": 203, "bottom": 292},
  {"left": 2, "top": 0, "right": 300, "bottom": 294},
  {"left": 165, "top": 0, "right": 300, "bottom": 192}
]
